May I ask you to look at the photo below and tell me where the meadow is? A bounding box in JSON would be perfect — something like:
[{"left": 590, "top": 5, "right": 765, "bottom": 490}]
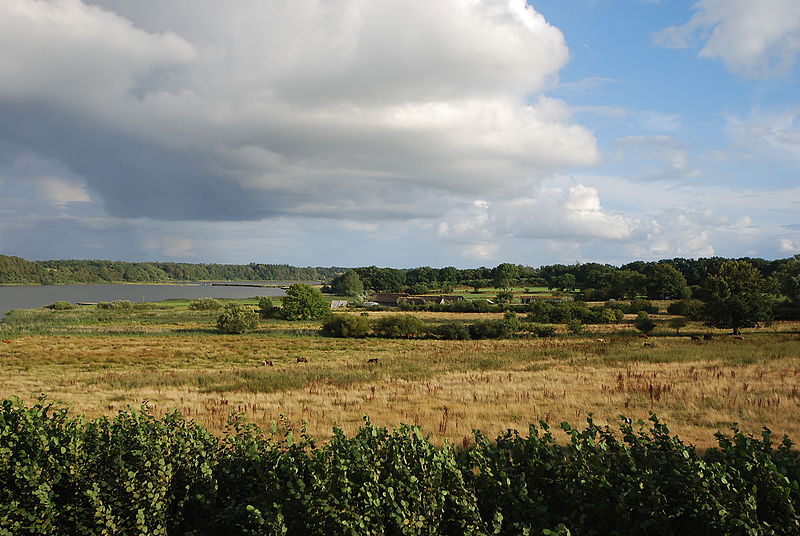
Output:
[{"left": 1, "top": 299, "right": 798, "bottom": 448}]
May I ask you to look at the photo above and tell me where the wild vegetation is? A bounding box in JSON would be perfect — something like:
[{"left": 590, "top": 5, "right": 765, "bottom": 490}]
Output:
[
  {"left": 3, "top": 254, "right": 800, "bottom": 533},
  {"left": 2, "top": 397, "right": 799, "bottom": 535}
]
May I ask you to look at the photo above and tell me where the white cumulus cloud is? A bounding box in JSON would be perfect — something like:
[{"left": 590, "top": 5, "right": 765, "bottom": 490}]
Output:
[{"left": 654, "top": 0, "right": 800, "bottom": 78}]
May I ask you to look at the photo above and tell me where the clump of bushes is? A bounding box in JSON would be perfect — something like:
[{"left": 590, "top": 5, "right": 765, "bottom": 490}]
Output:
[
  {"left": 372, "top": 314, "right": 427, "bottom": 338},
  {"left": 321, "top": 314, "right": 371, "bottom": 338},
  {"left": 666, "top": 299, "right": 704, "bottom": 320},
  {"left": 3, "top": 399, "right": 799, "bottom": 535},
  {"left": 216, "top": 303, "right": 259, "bottom": 334},
  {"left": 606, "top": 299, "right": 659, "bottom": 314},
  {"left": 433, "top": 321, "right": 471, "bottom": 340},
  {"left": 188, "top": 297, "right": 223, "bottom": 310},
  {"left": 45, "top": 301, "right": 76, "bottom": 310},
  {"left": 258, "top": 296, "right": 282, "bottom": 319},
  {"left": 634, "top": 311, "right": 657, "bottom": 334},
  {"left": 97, "top": 300, "right": 133, "bottom": 310}
]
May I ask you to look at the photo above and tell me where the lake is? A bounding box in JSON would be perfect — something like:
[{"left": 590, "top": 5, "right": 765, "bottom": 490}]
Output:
[{"left": 0, "top": 282, "right": 289, "bottom": 316}]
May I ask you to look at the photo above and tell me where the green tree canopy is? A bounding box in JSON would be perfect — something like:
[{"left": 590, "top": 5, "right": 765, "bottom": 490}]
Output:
[
  {"left": 701, "top": 260, "right": 776, "bottom": 335},
  {"left": 281, "top": 284, "right": 330, "bottom": 320},
  {"left": 330, "top": 270, "right": 364, "bottom": 296},
  {"left": 216, "top": 303, "right": 259, "bottom": 334},
  {"left": 647, "top": 263, "right": 689, "bottom": 300}
]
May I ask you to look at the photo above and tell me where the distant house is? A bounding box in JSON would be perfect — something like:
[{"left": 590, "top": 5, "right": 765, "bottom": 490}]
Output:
[
  {"left": 370, "top": 293, "right": 410, "bottom": 306},
  {"left": 330, "top": 300, "right": 349, "bottom": 309},
  {"left": 398, "top": 294, "right": 466, "bottom": 305}
]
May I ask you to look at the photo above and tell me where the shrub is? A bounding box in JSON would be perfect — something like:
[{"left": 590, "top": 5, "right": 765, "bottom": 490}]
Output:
[
  {"left": 531, "top": 324, "right": 557, "bottom": 337},
  {"left": 629, "top": 298, "right": 659, "bottom": 314},
  {"left": 371, "top": 314, "right": 426, "bottom": 338},
  {"left": 97, "top": 300, "right": 133, "bottom": 310},
  {"left": 188, "top": 297, "right": 223, "bottom": 310},
  {"left": 216, "top": 303, "right": 259, "bottom": 334},
  {"left": 433, "top": 321, "right": 471, "bottom": 340},
  {"left": 45, "top": 301, "right": 76, "bottom": 310},
  {"left": 321, "top": 314, "right": 371, "bottom": 338},
  {"left": 567, "top": 319, "right": 583, "bottom": 335},
  {"left": 257, "top": 296, "right": 282, "bottom": 319},
  {"left": 469, "top": 319, "right": 512, "bottom": 339},
  {"left": 666, "top": 299, "right": 705, "bottom": 320},
  {"left": 634, "top": 311, "right": 657, "bottom": 334},
  {"left": 281, "top": 284, "right": 329, "bottom": 320}
]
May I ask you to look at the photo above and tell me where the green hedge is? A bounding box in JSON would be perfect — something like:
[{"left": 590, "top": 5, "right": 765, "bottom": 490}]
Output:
[{"left": 2, "top": 398, "right": 798, "bottom": 535}]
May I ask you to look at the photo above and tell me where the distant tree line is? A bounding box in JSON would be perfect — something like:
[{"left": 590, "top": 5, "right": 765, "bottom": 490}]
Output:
[{"left": 0, "top": 254, "right": 340, "bottom": 285}]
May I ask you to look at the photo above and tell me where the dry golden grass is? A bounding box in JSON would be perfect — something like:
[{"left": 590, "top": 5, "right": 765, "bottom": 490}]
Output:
[{"left": 2, "top": 310, "right": 799, "bottom": 448}]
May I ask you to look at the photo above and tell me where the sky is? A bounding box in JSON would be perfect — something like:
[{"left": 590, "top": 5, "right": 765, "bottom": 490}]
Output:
[{"left": 0, "top": 0, "right": 799, "bottom": 268}]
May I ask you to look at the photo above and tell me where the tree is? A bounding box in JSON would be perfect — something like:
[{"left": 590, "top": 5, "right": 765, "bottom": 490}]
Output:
[
  {"left": 634, "top": 311, "right": 657, "bottom": 334},
  {"left": 258, "top": 296, "right": 281, "bottom": 319},
  {"left": 330, "top": 270, "right": 364, "bottom": 296},
  {"left": 216, "top": 303, "right": 259, "bottom": 334},
  {"left": 668, "top": 317, "right": 688, "bottom": 336},
  {"left": 701, "top": 260, "right": 776, "bottom": 335},
  {"left": 548, "top": 273, "right": 576, "bottom": 292},
  {"left": 647, "top": 263, "right": 689, "bottom": 300},
  {"left": 281, "top": 284, "right": 330, "bottom": 320},
  {"left": 492, "top": 263, "right": 519, "bottom": 289}
]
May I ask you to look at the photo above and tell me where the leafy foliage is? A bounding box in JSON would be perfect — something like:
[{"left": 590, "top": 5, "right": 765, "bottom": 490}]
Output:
[
  {"left": 188, "top": 298, "right": 223, "bottom": 310},
  {"left": 702, "top": 260, "right": 776, "bottom": 334},
  {"left": 216, "top": 303, "right": 259, "bottom": 334},
  {"left": 371, "top": 314, "right": 426, "bottom": 338},
  {"left": 281, "top": 284, "right": 330, "bottom": 321},
  {"left": 2, "top": 400, "right": 798, "bottom": 536},
  {"left": 634, "top": 311, "right": 657, "bottom": 334},
  {"left": 320, "top": 314, "right": 371, "bottom": 338}
]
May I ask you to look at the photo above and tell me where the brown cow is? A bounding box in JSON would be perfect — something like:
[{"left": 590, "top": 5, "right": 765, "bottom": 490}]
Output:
[
  {"left": 296, "top": 357, "right": 309, "bottom": 363},
  {"left": 643, "top": 342, "right": 654, "bottom": 348},
  {"left": 367, "top": 358, "right": 379, "bottom": 364},
  {"left": 261, "top": 360, "right": 273, "bottom": 366}
]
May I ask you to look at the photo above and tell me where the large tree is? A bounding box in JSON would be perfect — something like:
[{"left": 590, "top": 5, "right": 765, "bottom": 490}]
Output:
[
  {"left": 281, "top": 283, "right": 330, "bottom": 320},
  {"left": 701, "top": 260, "right": 776, "bottom": 335},
  {"left": 647, "top": 263, "right": 689, "bottom": 300},
  {"left": 330, "top": 270, "right": 364, "bottom": 296}
]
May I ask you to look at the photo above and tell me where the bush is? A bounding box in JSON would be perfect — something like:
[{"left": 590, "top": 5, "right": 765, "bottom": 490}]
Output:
[
  {"left": 567, "top": 319, "right": 583, "bottom": 335},
  {"left": 666, "top": 299, "right": 705, "bottom": 320},
  {"left": 257, "top": 296, "right": 282, "bottom": 319},
  {"left": 469, "top": 319, "right": 512, "bottom": 339},
  {"left": 281, "top": 284, "right": 329, "bottom": 320},
  {"left": 433, "top": 321, "right": 471, "bottom": 340},
  {"left": 634, "top": 311, "right": 657, "bottom": 334},
  {"left": 45, "top": 301, "right": 76, "bottom": 310},
  {"left": 97, "top": 300, "right": 133, "bottom": 310},
  {"left": 530, "top": 324, "right": 557, "bottom": 337},
  {"left": 188, "top": 297, "right": 223, "bottom": 310},
  {"left": 321, "top": 314, "right": 372, "bottom": 338},
  {"left": 371, "top": 314, "right": 427, "bottom": 338},
  {"left": 216, "top": 303, "right": 259, "bottom": 334}
]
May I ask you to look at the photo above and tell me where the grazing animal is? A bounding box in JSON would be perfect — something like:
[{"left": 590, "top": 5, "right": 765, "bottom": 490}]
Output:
[
  {"left": 1, "top": 340, "right": 11, "bottom": 344},
  {"left": 261, "top": 360, "right": 273, "bottom": 366},
  {"left": 733, "top": 335, "right": 744, "bottom": 340},
  {"left": 639, "top": 333, "right": 649, "bottom": 339},
  {"left": 296, "top": 357, "right": 308, "bottom": 363},
  {"left": 367, "top": 358, "right": 379, "bottom": 364},
  {"left": 643, "top": 342, "right": 654, "bottom": 348},
  {"left": 690, "top": 335, "right": 701, "bottom": 341},
  {"left": 596, "top": 338, "right": 609, "bottom": 344}
]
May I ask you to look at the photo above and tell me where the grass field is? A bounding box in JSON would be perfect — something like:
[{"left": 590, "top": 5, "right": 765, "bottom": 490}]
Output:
[{"left": 1, "top": 301, "right": 798, "bottom": 448}]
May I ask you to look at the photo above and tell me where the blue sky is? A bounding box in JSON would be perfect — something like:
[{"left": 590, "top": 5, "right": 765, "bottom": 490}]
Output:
[{"left": 0, "top": 0, "right": 798, "bottom": 268}]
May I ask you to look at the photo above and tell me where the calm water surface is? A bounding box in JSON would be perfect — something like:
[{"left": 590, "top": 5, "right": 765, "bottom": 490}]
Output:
[{"left": 0, "top": 282, "right": 288, "bottom": 316}]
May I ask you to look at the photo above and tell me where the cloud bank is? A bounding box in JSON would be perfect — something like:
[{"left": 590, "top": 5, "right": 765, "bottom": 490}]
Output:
[{"left": 0, "top": 0, "right": 598, "bottom": 223}]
